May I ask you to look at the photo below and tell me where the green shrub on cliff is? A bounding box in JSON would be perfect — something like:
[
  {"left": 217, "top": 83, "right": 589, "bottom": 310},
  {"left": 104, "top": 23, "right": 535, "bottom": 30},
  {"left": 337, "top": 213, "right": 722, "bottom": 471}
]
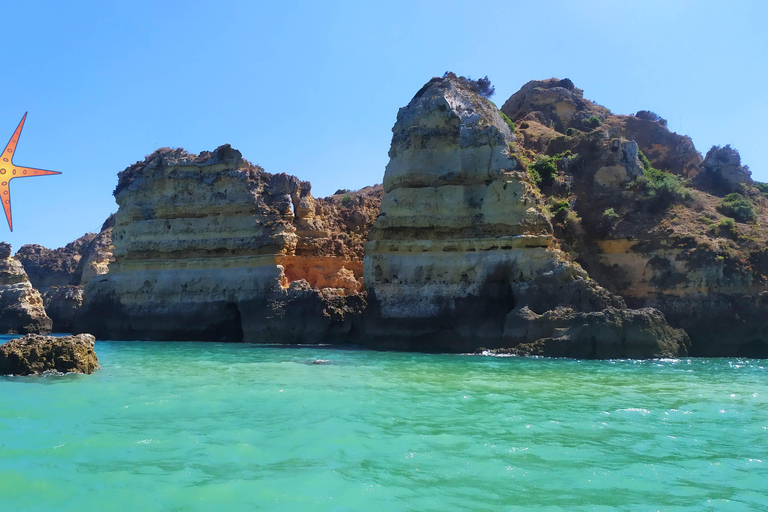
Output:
[
  {"left": 442, "top": 71, "right": 495, "bottom": 98},
  {"left": 500, "top": 111, "right": 516, "bottom": 133},
  {"left": 717, "top": 193, "right": 756, "bottom": 223},
  {"left": 603, "top": 207, "right": 620, "bottom": 220},
  {"left": 755, "top": 182, "right": 768, "bottom": 197},
  {"left": 530, "top": 157, "right": 557, "bottom": 187},
  {"left": 528, "top": 151, "right": 576, "bottom": 189},
  {"left": 718, "top": 217, "right": 739, "bottom": 238},
  {"left": 637, "top": 149, "right": 652, "bottom": 172},
  {"left": 582, "top": 116, "right": 602, "bottom": 129},
  {"left": 632, "top": 167, "right": 690, "bottom": 211},
  {"left": 548, "top": 198, "right": 571, "bottom": 222}
]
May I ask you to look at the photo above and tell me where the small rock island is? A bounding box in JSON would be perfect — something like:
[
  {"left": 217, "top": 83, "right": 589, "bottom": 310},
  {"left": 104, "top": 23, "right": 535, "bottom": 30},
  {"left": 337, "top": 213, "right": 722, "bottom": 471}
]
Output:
[{"left": 0, "top": 333, "right": 99, "bottom": 375}]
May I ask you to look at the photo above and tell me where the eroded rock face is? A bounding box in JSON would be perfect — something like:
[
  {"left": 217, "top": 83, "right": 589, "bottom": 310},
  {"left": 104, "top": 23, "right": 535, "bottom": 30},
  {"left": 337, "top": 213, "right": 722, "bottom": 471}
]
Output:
[
  {"left": 501, "top": 77, "right": 767, "bottom": 357},
  {"left": 619, "top": 115, "right": 702, "bottom": 178},
  {"left": 0, "top": 333, "right": 98, "bottom": 375},
  {"left": 502, "top": 78, "right": 702, "bottom": 178},
  {"left": 42, "top": 286, "right": 84, "bottom": 333},
  {"left": 363, "top": 76, "right": 688, "bottom": 357},
  {"left": 692, "top": 145, "right": 752, "bottom": 195},
  {"left": 74, "top": 145, "right": 367, "bottom": 342},
  {"left": 77, "top": 215, "right": 115, "bottom": 286},
  {"left": 501, "top": 78, "right": 604, "bottom": 133},
  {"left": 15, "top": 234, "right": 95, "bottom": 289},
  {"left": 491, "top": 306, "right": 689, "bottom": 359},
  {"left": 0, "top": 242, "right": 52, "bottom": 334}
]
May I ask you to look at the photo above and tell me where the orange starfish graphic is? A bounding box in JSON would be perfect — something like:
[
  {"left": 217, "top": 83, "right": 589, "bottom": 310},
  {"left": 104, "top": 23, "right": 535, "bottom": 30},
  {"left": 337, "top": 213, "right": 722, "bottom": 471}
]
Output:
[{"left": 1, "top": 113, "right": 60, "bottom": 231}]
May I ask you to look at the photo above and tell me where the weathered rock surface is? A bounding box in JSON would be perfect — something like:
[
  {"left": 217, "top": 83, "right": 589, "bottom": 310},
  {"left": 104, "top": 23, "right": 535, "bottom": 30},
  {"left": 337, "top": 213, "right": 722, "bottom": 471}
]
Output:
[
  {"left": 13, "top": 221, "right": 115, "bottom": 333},
  {"left": 485, "top": 306, "right": 689, "bottom": 359},
  {"left": 15, "top": 234, "right": 95, "bottom": 289},
  {"left": 692, "top": 145, "right": 752, "bottom": 195},
  {"left": 0, "top": 242, "right": 52, "bottom": 334},
  {"left": 0, "top": 333, "right": 98, "bottom": 375},
  {"left": 502, "top": 78, "right": 607, "bottom": 134},
  {"left": 74, "top": 145, "right": 369, "bottom": 342},
  {"left": 42, "top": 285, "right": 85, "bottom": 333},
  {"left": 362, "top": 75, "right": 688, "bottom": 357},
  {"left": 502, "top": 77, "right": 768, "bottom": 357},
  {"left": 502, "top": 78, "right": 702, "bottom": 177},
  {"left": 76, "top": 215, "right": 115, "bottom": 286}
]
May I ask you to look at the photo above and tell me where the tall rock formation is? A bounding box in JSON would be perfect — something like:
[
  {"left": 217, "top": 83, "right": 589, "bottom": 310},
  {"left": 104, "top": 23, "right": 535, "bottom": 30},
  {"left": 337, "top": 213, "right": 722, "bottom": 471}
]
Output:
[
  {"left": 0, "top": 242, "right": 52, "bottom": 334},
  {"left": 362, "top": 75, "right": 689, "bottom": 357},
  {"left": 501, "top": 77, "right": 768, "bottom": 357},
  {"left": 74, "top": 145, "right": 368, "bottom": 342}
]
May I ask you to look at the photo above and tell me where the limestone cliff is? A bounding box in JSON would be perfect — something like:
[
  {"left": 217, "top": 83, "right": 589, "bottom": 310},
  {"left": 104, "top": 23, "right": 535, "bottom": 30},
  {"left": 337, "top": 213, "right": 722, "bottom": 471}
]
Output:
[
  {"left": 503, "top": 78, "right": 768, "bottom": 356},
  {"left": 14, "top": 220, "right": 114, "bottom": 332},
  {"left": 15, "top": 234, "right": 95, "bottom": 289},
  {"left": 76, "top": 215, "right": 115, "bottom": 286},
  {"left": 0, "top": 242, "right": 52, "bottom": 334},
  {"left": 74, "top": 145, "right": 368, "bottom": 342},
  {"left": 362, "top": 75, "right": 689, "bottom": 357}
]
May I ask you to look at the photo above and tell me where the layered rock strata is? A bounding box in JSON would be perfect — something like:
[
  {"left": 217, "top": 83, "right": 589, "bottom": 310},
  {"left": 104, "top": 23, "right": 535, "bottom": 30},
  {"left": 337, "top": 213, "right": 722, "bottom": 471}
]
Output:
[
  {"left": 0, "top": 333, "right": 98, "bottom": 375},
  {"left": 0, "top": 242, "right": 52, "bottom": 334},
  {"left": 362, "top": 75, "right": 688, "bottom": 357},
  {"left": 74, "top": 145, "right": 367, "bottom": 342}
]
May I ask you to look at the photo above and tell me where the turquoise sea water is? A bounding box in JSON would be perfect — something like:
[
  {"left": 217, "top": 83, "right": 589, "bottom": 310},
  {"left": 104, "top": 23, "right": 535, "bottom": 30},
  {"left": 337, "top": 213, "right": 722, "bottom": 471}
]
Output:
[{"left": 1, "top": 337, "right": 766, "bottom": 511}]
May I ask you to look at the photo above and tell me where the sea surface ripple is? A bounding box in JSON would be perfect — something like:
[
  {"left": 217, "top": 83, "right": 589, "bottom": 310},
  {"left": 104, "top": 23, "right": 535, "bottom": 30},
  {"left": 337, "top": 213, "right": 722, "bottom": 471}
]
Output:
[{"left": 1, "top": 338, "right": 766, "bottom": 511}]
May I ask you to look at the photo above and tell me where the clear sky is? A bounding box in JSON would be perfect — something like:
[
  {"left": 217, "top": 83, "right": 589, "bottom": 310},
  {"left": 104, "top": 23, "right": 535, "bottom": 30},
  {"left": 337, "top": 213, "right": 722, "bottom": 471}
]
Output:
[{"left": 2, "top": 0, "right": 766, "bottom": 250}]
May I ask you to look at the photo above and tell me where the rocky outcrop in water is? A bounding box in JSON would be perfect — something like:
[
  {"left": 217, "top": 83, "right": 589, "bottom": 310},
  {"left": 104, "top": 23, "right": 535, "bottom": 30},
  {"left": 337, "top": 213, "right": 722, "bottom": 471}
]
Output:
[
  {"left": 361, "top": 75, "right": 689, "bottom": 357},
  {"left": 0, "top": 242, "right": 52, "bottom": 334},
  {"left": 0, "top": 333, "right": 98, "bottom": 375},
  {"left": 74, "top": 145, "right": 371, "bottom": 342}
]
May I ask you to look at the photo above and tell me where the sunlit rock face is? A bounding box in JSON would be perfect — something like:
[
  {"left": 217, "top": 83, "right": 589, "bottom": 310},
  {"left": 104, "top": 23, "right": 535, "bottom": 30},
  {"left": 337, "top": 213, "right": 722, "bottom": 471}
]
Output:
[
  {"left": 363, "top": 76, "right": 688, "bottom": 357},
  {"left": 0, "top": 242, "right": 52, "bottom": 334},
  {"left": 74, "top": 145, "right": 366, "bottom": 342}
]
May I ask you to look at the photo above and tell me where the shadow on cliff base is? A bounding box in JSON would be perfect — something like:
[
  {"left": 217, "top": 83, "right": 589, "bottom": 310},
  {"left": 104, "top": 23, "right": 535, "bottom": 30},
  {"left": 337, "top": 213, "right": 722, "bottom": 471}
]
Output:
[
  {"left": 360, "top": 270, "right": 515, "bottom": 353},
  {"left": 73, "top": 298, "right": 244, "bottom": 342}
]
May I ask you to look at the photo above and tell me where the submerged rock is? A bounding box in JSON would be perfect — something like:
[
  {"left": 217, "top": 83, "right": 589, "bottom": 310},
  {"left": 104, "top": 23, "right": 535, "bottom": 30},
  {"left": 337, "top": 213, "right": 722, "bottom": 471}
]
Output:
[{"left": 0, "top": 333, "right": 98, "bottom": 375}]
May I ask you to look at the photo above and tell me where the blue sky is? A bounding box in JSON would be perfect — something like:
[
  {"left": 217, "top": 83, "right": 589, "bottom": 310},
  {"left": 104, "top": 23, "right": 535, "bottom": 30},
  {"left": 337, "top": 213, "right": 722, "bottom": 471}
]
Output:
[{"left": 2, "top": 0, "right": 766, "bottom": 249}]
